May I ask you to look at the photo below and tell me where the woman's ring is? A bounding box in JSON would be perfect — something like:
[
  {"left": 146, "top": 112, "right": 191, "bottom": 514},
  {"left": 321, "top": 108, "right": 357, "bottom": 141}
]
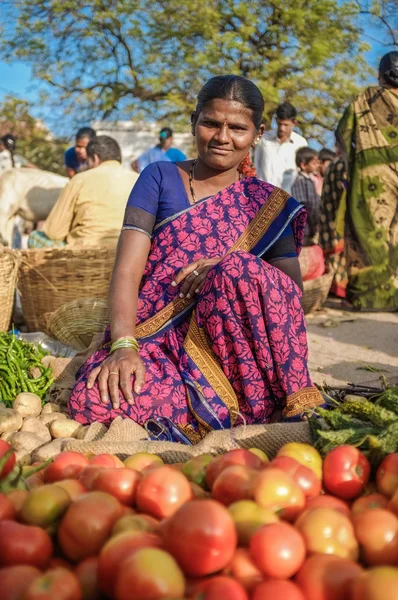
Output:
[
  {"left": 109, "top": 371, "right": 118, "bottom": 376},
  {"left": 193, "top": 270, "right": 200, "bottom": 277}
]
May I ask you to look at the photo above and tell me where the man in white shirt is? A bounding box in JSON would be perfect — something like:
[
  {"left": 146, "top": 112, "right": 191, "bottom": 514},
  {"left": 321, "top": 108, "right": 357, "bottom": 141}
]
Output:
[{"left": 254, "top": 102, "right": 307, "bottom": 193}]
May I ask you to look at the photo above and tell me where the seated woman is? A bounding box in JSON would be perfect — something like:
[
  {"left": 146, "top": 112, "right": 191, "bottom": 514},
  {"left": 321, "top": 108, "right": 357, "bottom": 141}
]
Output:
[{"left": 69, "top": 75, "right": 324, "bottom": 443}]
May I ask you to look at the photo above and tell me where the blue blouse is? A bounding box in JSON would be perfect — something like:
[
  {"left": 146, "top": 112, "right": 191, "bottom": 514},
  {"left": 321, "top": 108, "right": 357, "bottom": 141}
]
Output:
[{"left": 123, "top": 162, "right": 296, "bottom": 261}]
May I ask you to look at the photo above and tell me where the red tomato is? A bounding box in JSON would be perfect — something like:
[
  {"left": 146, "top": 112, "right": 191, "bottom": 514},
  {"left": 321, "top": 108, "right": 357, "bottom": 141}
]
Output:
[
  {"left": 377, "top": 453, "right": 398, "bottom": 497},
  {"left": 136, "top": 465, "right": 192, "bottom": 519},
  {"left": 6, "top": 490, "right": 28, "bottom": 518},
  {"left": 323, "top": 445, "right": 370, "bottom": 500},
  {"left": 295, "top": 507, "right": 358, "bottom": 560},
  {"left": 0, "top": 493, "right": 16, "bottom": 521},
  {"left": 48, "top": 557, "right": 72, "bottom": 570},
  {"left": 351, "top": 566, "right": 398, "bottom": 600},
  {"left": 193, "top": 576, "right": 248, "bottom": 600},
  {"left": 92, "top": 467, "right": 140, "bottom": 506},
  {"left": 58, "top": 491, "right": 122, "bottom": 562},
  {"left": 0, "top": 565, "right": 41, "bottom": 600},
  {"left": 24, "top": 568, "right": 82, "bottom": 600},
  {"left": 271, "top": 456, "right": 321, "bottom": 499},
  {"left": 353, "top": 508, "right": 398, "bottom": 566},
  {"left": 98, "top": 531, "right": 162, "bottom": 597},
  {"left": 78, "top": 465, "right": 104, "bottom": 490},
  {"left": 0, "top": 440, "right": 16, "bottom": 480},
  {"left": 0, "top": 520, "right": 53, "bottom": 569},
  {"left": 351, "top": 493, "right": 388, "bottom": 517},
  {"left": 250, "top": 522, "right": 305, "bottom": 579},
  {"left": 304, "top": 494, "right": 351, "bottom": 517},
  {"left": 89, "top": 453, "right": 124, "bottom": 468},
  {"left": 388, "top": 487, "right": 398, "bottom": 515},
  {"left": 205, "top": 449, "right": 263, "bottom": 490},
  {"left": 55, "top": 479, "right": 88, "bottom": 501},
  {"left": 163, "top": 499, "right": 237, "bottom": 577},
  {"left": 252, "top": 580, "right": 305, "bottom": 600},
  {"left": 252, "top": 468, "right": 305, "bottom": 521},
  {"left": 223, "top": 548, "right": 263, "bottom": 592},
  {"left": 44, "top": 452, "right": 89, "bottom": 483},
  {"left": 295, "top": 554, "right": 363, "bottom": 600},
  {"left": 212, "top": 465, "right": 259, "bottom": 505},
  {"left": 75, "top": 557, "right": 99, "bottom": 600},
  {"left": 115, "top": 548, "right": 185, "bottom": 600}
]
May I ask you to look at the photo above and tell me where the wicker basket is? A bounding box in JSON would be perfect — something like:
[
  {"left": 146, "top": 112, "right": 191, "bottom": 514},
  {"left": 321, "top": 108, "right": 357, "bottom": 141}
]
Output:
[
  {"left": 302, "top": 269, "right": 334, "bottom": 314},
  {"left": 0, "top": 248, "right": 20, "bottom": 332},
  {"left": 17, "top": 246, "right": 116, "bottom": 333},
  {"left": 47, "top": 298, "right": 109, "bottom": 351}
]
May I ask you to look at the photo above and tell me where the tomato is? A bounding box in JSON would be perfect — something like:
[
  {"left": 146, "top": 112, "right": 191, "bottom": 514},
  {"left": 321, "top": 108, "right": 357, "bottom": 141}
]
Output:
[
  {"left": 270, "top": 456, "right": 322, "bottom": 499},
  {"left": 98, "top": 530, "right": 162, "bottom": 597},
  {"left": 190, "top": 481, "right": 210, "bottom": 498},
  {"left": 44, "top": 452, "right": 89, "bottom": 483},
  {"left": 304, "top": 494, "right": 351, "bottom": 517},
  {"left": 388, "top": 487, "right": 398, "bottom": 515},
  {"left": 163, "top": 499, "right": 237, "bottom": 577},
  {"left": 58, "top": 491, "right": 122, "bottom": 562},
  {"left": 111, "top": 514, "right": 159, "bottom": 537},
  {"left": 277, "top": 442, "right": 322, "bottom": 479},
  {"left": 24, "top": 568, "right": 82, "bottom": 600},
  {"left": 89, "top": 453, "right": 124, "bottom": 468},
  {"left": 182, "top": 454, "right": 213, "bottom": 488},
  {"left": 212, "top": 465, "right": 259, "bottom": 505},
  {"left": 6, "top": 490, "right": 28, "bottom": 518},
  {"left": 0, "top": 440, "right": 16, "bottom": 479},
  {"left": 250, "top": 522, "right": 305, "bottom": 579},
  {"left": 323, "top": 445, "right": 370, "bottom": 500},
  {"left": 123, "top": 452, "right": 164, "bottom": 473},
  {"left": 20, "top": 484, "right": 71, "bottom": 527},
  {"left": 92, "top": 467, "right": 140, "bottom": 506},
  {"left": 295, "top": 554, "right": 363, "bottom": 600},
  {"left": 228, "top": 500, "right": 279, "bottom": 546},
  {"left": 205, "top": 449, "right": 263, "bottom": 490},
  {"left": 78, "top": 465, "right": 104, "bottom": 490},
  {"left": 55, "top": 479, "right": 88, "bottom": 501},
  {"left": 0, "top": 565, "right": 41, "bottom": 600},
  {"left": 252, "top": 580, "right": 305, "bottom": 600},
  {"left": 48, "top": 557, "right": 72, "bottom": 570},
  {"left": 351, "top": 493, "right": 388, "bottom": 517},
  {"left": 252, "top": 468, "right": 305, "bottom": 521},
  {"left": 0, "top": 493, "right": 16, "bottom": 521},
  {"left": 115, "top": 548, "right": 185, "bottom": 600},
  {"left": 223, "top": 548, "right": 263, "bottom": 592},
  {"left": 376, "top": 453, "right": 398, "bottom": 497},
  {"left": 192, "top": 576, "right": 248, "bottom": 600},
  {"left": 0, "top": 520, "right": 53, "bottom": 568},
  {"left": 75, "top": 557, "right": 99, "bottom": 600},
  {"left": 136, "top": 465, "right": 192, "bottom": 519},
  {"left": 248, "top": 448, "right": 269, "bottom": 463},
  {"left": 353, "top": 508, "right": 398, "bottom": 566},
  {"left": 351, "top": 566, "right": 398, "bottom": 600},
  {"left": 295, "top": 507, "right": 358, "bottom": 560}
]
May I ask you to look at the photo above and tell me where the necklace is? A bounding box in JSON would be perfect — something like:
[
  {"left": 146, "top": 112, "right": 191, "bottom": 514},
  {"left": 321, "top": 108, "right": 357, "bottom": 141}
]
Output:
[{"left": 189, "top": 159, "right": 241, "bottom": 205}]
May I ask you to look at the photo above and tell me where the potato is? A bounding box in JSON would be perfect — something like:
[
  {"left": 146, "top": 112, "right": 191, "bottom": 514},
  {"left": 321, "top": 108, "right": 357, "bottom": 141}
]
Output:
[
  {"left": 50, "top": 419, "right": 82, "bottom": 439},
  {"left": 20, "top": 417, "right": 52, "bottom": 443},
  {"left": 10, "top": 432, "right": 45, "bottom": 453},
  {"left": 0, "top": 405, "right": 23, "bottom": 435},
  {"left": 32, "top": 438, "right": 76, "bottom": 462},
  {"left": 39, "top": 413, "right": 67, "bottom": 426},
  {"left": 13, "top": 393, "right": 42, "bottom": 418},
  {"left": 40, "top": 403, "right": 61, "bottom": 415}
]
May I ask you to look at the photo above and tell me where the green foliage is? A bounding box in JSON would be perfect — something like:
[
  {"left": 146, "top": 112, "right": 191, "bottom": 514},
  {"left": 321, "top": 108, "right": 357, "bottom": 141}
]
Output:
[
  {"left": 1, "top": 0, "right": 373, "bottom": 142},
  {"left": 0, "top": 96, "right": 67, "bottom": 174}
]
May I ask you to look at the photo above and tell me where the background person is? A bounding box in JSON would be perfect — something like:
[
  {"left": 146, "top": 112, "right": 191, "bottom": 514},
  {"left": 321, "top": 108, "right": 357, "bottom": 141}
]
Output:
[
  {"left": 337, "top": 50, "right": 398, "bottom": 311},
  {"left": 254, "top": 102, "right": 307, "bottom": 192},
  {"left": 64, "top": 127, "right": 96, "bottom": 178},
  {"left": 135, "top": 127, "right": 186, "bottom": 173},
  {"left": 29, "top": 135, "right": 138, "bottom": 248}
]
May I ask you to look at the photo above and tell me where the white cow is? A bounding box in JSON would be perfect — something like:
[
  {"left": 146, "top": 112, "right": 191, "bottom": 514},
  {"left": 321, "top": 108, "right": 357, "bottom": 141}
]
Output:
[{"left": 0, "top": 168, "right": 68, "bottom": 247}]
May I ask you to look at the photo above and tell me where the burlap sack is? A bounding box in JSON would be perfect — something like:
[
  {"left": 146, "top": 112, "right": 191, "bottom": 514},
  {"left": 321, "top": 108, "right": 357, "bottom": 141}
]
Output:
[{"left": 64, "top": 416, "right": 312, "bottom": 462}]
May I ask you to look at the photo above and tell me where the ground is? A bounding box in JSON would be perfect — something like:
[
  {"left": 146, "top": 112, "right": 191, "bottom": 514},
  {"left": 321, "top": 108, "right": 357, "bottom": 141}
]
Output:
[{"left": 307, "top": 305, "right": 398, "bottom": 389}]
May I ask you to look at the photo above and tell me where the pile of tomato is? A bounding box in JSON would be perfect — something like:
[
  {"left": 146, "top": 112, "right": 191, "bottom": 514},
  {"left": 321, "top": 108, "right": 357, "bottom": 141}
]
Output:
[{"left": 1, "top": 438, "right": 398, "bottom": 599}]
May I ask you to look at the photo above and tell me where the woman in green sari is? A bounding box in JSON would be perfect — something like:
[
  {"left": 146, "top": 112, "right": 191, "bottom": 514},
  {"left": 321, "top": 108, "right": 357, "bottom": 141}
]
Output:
[{"left": 337, "top": 51, "right": 398, "bottom": 311}]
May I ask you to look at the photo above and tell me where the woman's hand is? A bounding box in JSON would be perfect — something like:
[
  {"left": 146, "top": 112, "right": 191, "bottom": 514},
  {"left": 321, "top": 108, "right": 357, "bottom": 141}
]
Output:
[
  {"left": 86, "top": 348, "right": 146, "bottom": 410},
  {"left": 173, "top": 257, "right": 221, "bottom": 299}
]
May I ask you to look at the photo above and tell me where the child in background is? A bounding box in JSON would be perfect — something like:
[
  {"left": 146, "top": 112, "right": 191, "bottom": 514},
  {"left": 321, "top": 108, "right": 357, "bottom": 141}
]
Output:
[{"left": 291, "top": 147, "right": 321, "bottom": 246}]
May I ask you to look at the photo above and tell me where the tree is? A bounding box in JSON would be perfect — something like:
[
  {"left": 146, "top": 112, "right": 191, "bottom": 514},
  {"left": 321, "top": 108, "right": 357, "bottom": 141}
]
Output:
[
  {"left": 358, "top": 1, "right": 398, "bottom": 47},
  {"left": 0, "top": 96, "right": 67, "bottom": 174},
  {"left": 1, "top": 0, "right": 372, "bottom": 142}
]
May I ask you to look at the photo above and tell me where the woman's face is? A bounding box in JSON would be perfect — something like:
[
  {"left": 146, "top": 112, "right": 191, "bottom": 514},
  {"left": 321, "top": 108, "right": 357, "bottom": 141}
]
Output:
[{"left": 193, "top": 98, "right": 261, "bottom": 171}]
